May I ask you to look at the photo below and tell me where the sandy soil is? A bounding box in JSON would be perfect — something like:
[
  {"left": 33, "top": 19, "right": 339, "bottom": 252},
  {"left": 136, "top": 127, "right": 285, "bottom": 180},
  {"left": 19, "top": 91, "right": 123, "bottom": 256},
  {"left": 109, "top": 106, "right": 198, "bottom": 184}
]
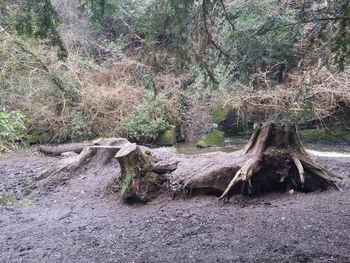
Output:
[{"left": 0, "top": 150, "right": 349, "bottom": 263}]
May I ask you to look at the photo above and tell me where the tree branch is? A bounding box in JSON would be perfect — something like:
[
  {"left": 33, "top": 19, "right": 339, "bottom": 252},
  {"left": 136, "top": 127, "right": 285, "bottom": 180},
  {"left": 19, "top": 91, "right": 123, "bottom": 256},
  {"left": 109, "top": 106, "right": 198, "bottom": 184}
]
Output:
[{"left": 202, "top": 0, "right": 234, "bottom": 61}]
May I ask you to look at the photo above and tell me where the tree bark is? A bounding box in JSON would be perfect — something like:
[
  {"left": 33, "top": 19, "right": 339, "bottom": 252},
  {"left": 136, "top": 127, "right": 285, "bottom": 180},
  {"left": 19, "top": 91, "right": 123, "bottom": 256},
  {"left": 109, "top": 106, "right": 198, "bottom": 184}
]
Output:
[
  {"left": 216, "top": 123, "right": 338, "bottom": 201},
  {"left": 136, "top": 123, "right": 339, "bottom": 202},
  {"left": 35, "top": 124, "right": 338, "bottom": 202},
  {"left": 116, "top": 143, "right": 166, "bottom": 202},
  {"left": 31, "top": 138, "right": 129, "bottom": 195},
  {"left": 38, "top": 143, "right": 88, "bottom": 156}
]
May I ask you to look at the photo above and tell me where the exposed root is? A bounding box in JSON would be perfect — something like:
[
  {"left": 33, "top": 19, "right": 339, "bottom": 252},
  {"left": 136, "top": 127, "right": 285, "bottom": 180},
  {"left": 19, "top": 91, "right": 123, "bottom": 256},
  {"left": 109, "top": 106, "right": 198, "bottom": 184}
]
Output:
[
  {"left": 292, "top": 156, "right": 305, "bottom": 184},
  {"left": 188, "top": 123, "right": 338, "bottom": 202},
  {"left": 300, "top": 159, "right": 339, "bottom": 190},
  {"left": 241, "top": 123, "right": 262, "bottom": 155},
  {"left": 32, "top": 123, "right": 339, "bottom": 202},
  {"left": 152, "top": 161, "right": 179, "bottom": 174},
  {"left": 219, "top": 157, "right": 262, "bottom": 200}
]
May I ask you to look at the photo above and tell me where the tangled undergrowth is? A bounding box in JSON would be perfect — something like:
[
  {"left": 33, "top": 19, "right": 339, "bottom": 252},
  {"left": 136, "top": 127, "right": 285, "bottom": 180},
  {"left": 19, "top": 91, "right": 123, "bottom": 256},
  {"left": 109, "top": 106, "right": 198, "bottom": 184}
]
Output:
[
  {"left": 220, "top": 66, "right": 350, "bottom": 128},
  {"left": 0, "top": 110, "right": 27, "bottom": 152},
  {"left": 1, "top": 0, "right": 350, "bottom": 150},
  {"left": 0, "top": 31, "right": 184, "bottom": 147}
]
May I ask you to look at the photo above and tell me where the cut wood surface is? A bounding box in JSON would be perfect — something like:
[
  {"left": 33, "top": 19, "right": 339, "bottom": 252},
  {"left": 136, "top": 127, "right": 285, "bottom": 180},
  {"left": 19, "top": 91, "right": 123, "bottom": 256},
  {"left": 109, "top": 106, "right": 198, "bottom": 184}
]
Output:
[{"left": 31, "top": 138, "right": 129, "bottom": 195}]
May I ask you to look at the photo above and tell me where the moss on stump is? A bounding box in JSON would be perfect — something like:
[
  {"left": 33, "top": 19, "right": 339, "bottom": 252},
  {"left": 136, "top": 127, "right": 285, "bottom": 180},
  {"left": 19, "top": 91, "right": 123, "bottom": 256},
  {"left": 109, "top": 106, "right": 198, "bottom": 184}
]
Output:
[{"left": 116, "top": 143, "right": 166, "bottom": 202}]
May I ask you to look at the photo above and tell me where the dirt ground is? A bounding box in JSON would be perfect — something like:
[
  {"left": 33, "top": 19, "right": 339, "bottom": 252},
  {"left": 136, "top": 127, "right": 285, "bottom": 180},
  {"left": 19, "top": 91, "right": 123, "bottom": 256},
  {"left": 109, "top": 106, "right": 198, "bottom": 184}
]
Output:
[{"left": 0, "top": 149, "right": 349, "bottom": 263}]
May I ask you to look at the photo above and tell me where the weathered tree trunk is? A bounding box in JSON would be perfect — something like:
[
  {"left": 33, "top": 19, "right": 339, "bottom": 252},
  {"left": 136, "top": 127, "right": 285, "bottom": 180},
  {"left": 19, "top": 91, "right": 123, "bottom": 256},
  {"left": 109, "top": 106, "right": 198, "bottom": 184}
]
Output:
[
  {"left": 35, "top": 124, "right": 338, "bottom": 202},
  {"left": 38, "top": 142, "right": 88, "bottom": 156},
  {"left": 216, "top": 123, "right": 338, "bottom": 200},
  {"left": 115, "top": 143, "right": 166, "bottom": 202},
  {"left": 31, "top": 138, "right": 129, "bottom": 195},
  {"left": 112, "top": 123, "right": 338, "bottom": 202}
]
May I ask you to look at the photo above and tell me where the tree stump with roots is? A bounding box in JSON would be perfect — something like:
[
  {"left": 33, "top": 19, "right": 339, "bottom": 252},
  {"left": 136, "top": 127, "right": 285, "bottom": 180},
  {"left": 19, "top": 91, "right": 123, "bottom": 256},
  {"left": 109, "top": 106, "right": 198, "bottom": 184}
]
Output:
[
  {"left": 35, "top": 123, "right": 338, "bottom": 202},
  {"left": 112, "top": 123, "right": 338, "bottom": 202},
  {"left": 31, "top": 138, "right": 130, "bottom": 195},
  {"left": 216, "top": 123, "right": 338, "bottom": 201}
]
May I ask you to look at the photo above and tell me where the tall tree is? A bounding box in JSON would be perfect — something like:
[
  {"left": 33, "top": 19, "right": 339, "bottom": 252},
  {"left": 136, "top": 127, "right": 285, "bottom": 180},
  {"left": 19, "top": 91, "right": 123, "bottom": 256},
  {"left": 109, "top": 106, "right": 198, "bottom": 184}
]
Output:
[{"left": 0, "top": 0, "right": 67, "bottom": 59}]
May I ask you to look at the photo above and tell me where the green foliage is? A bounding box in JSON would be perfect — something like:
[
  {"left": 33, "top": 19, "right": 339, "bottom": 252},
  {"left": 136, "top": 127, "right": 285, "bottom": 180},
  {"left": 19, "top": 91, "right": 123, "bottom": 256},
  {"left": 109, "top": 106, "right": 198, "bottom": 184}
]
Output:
[
  {"left": 329, "top": 0, "right": 350, "bottom": 69},
  {"left": 157, "top": 127, "right": 177, "bottom": 146},
  {"left": 299, "top": 128, "right": 350, "bottom": 143},
  {"left": 293, "top": 0, "right": 350, "bottom": 69},
  {"left": 137, "top": 0, "right": 195, "bottom": 68},
  {"left": 1, "top": 0, "right": 349, "bottom": 146},
  {"left": 100, "top": 39, "right": 126, "bottom": 67},
  {"left": 0, "top": 0, "right": 67, "bottom": 59},
  {"left": 215, "top": 1, "right": 300, "bottom": 82},
  {"left": 211, "top": 107, "right": 227, "bottom": 124},
  {"left": 135, "top": 0, "right": 300, "bottom": 83},
  {"left": 197, "top": 129, "right": 225, "bottom": 148},
  {"left": 0, "top": 32, "right": 90, "bottom": 143},
  {"left": 79, "top": 0, "right": 148, "bottom": 42},
  {"left": 125, "top": 91, "right": 172, "bottom": 142},
  {"left": 137, "top": 0, "right": 350, "bottom": 83},
  {"left": 140, "top": 0, "right": 194, "bottom": 43},
  {"left": 79, "top": 0, "right": 116, "bottom": 24},
  {"left": 67, "top": 110, "right": 95, "bottom": 141},
  {"left": 0, "top": 110, "right": 28, "bottom": 152}
]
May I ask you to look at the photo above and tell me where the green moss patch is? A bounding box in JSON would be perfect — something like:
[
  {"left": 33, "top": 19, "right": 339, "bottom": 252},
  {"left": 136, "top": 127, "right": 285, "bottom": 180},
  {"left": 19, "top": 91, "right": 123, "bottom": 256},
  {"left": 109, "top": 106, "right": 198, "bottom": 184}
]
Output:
[
  {"left": 0, "top": 193, "right": 32, "bottom": 209},
  {"left": 197, "top": 129, "right": 225, "bottom": 148},
  {"left": 157, "top": 127, "right": 177, "bottom": 146},
  {"left": 299, "top": 128, "right": 350, "bottom": 143},
  {"left": 120, "top": 168, "right": 136, "bottom": 198}
]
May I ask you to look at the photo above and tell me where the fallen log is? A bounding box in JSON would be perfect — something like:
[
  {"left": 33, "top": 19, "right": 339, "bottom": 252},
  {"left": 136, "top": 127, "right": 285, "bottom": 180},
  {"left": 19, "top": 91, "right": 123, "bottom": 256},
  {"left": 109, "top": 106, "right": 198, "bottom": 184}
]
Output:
[
  {"left": 38, "top": 142, "right": 88, "bottom": 156},
  {"left": 34, "top": 124, "right": 339, "bottom": 202},
  {"left": 115, "top": 123, "right": 338, "bottom": 202}
]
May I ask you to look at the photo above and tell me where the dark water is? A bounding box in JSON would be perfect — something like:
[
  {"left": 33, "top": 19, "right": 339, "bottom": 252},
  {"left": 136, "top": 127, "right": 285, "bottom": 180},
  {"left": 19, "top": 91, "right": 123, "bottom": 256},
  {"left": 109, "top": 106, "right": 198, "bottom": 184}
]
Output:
[{"left": 164, "top": 136, "right": 350, "bottom": 156}]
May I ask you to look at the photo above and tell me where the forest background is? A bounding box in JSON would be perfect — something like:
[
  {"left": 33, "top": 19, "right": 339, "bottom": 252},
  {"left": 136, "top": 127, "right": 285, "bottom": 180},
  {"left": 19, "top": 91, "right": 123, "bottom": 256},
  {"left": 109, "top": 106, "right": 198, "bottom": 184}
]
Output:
[{"left": 0, "top": 0, "right": 349, "bottom": 151}]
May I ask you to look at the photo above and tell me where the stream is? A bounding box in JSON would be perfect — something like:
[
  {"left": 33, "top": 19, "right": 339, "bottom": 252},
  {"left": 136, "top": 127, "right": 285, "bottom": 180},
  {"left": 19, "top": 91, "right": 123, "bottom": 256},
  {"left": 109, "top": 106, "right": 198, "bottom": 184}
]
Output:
[{"left": 164, "top": 136, "right": 350, "bottom": 157}]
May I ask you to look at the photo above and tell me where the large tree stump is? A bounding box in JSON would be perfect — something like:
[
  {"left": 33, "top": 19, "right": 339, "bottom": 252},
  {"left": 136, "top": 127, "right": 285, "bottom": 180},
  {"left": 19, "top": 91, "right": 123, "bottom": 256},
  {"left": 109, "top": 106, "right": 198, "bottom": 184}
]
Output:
[
  {"left": 146, "top": 123, "right": 339, "bottom": 201},
  {"left": 34, "top": 124, "right": 339, "bottom": 202},
  {"left": 31, "top": 138, "right": 129, "bottom": 195},
  {"left": 217, "top": 123, "right": 338, "bottom": 200},
  {"left": 116, "top": 143, "right": 166, "bottom": 202}
]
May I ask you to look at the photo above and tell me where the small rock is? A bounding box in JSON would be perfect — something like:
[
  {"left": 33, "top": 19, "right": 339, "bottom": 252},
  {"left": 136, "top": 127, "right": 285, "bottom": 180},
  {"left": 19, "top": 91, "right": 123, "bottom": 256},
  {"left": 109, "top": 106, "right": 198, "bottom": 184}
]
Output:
[{"left": 288, "top": 189, "right": 295, "bottom": 195}]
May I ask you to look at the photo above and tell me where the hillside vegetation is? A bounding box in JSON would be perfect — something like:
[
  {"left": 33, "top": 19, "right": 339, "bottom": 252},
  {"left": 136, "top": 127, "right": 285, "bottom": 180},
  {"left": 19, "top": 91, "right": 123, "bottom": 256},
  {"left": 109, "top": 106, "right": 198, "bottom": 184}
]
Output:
[{"left": 0, "top": 0, "right": 349, "bottom": 151}]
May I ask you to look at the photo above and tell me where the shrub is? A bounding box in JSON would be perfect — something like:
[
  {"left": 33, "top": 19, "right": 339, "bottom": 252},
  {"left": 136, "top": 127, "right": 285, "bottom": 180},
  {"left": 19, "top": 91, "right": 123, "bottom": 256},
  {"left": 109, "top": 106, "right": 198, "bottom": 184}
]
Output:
[
  {"left": 0, "top": 110, "right": 28, "bottom": 152},
  {"left": 125, "top": 91, "right": 173, "bottom": 142}
]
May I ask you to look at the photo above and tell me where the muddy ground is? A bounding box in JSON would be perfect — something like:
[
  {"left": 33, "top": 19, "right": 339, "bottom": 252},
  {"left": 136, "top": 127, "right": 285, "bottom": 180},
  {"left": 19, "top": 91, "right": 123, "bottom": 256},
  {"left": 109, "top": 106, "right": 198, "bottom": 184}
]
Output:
[{"left": 0, "top": 149, "right": 349, "bottom": 263}]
